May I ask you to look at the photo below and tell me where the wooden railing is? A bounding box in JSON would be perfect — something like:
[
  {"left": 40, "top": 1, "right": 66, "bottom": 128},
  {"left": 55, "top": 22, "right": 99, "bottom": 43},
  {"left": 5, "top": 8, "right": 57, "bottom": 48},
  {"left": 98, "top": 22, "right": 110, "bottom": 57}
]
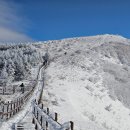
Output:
[
  {"left": 32, "top": 100, "right": 74, "bottom": 130},
  {"left": 0, "top": 97, "right": 24, "bottom": 120},
  {"left": 0, "top": 65, "right": 42, "bottom": 121},
  {"left": 0, "top": 86, "right": 35, "bottom": 121},
  {"left": 0, "top": 86, "right": 16, "bottom": 95}
]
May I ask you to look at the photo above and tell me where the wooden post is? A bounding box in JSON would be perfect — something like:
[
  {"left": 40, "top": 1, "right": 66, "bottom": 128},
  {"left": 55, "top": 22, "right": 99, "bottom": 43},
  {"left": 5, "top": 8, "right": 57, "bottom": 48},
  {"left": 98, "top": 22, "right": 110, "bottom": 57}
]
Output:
[
  {"left": 40, "top": 116, "right": 43, "bottom": 127},
  {"left": 17, "top": 99, "right": 19, "bottom": 111},
  {"left": 13, "top": 103, "right": 15, "bottom": 115},
  {"left": 17, "top": 99, "right": 18, "bottom": 106},
  {"left": 35, "top": 123, "right": 38, "bottom": 130},
  {"left": 21, "top": 98, "right": 23, "bottom": 105},
  {"left": 7, "top": 101, "right": 9, "bottom": 112},
  {"left": 15, "top": 101, "right": 17, "bottom": 113},
  {"left": 2, "top": 105, "right": 4, "bottom": 119},
  {"left": 32, "top": 118, "right": 35, "bottom": 124},
  {"left": 10, "top": 101, "right": 13, "bottom": 117},
  {"left": 11, "top": 101, "right": 13, "bottom": 110},
  {"left": 16, "top": 99, "right": 18, "bottom": 112},
  {"left": 6, "top": 101, "right": 9, "bottom": 120},
  {"left": 16, "top": 107, "right": 17, "bottom": 113},
  {"left": 5, "top": 87, "right": 6, "bottom": 93},
  {"left": 19, "top": 98, "right": 20, "bottom": 108},
  {"left": 20, "top": 98, "right": 22, "bottom": 105},
  {"left": 46, "top": 121, "right": 48, "bottom": 130},
  {"left": 17, "top": 99, "right": 19, "bottom": 107},
  {"left": 41, "top": 104, "right": 43, "bottom": 109},
  {"left": 70, "top": 121, "right": 74, "bottom": 130},
  {"left": 47, "top": 108, "right": 49, "bottom": 115},
  {"left": 19, "top": 98, "right": 21, "bottom": 108},
  {"left": 36, "top": 111, "right": 38, "bottom": 119},
  {"left": 33, "top": 107, "right": 35, "bottom": 114},
  {"left": 10, "top": 112, "right": 11, "bottom": 118},
  {"left": 55, "top": 113, "right": 58, "bottom": 122}
]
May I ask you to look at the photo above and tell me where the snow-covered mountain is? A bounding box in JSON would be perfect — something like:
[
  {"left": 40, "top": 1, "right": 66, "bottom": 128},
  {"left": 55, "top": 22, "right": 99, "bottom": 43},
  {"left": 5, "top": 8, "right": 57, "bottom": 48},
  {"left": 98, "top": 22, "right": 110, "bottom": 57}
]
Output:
[
  {"left": 1, "top": 34, "right": 130, "bottom": 130},
  {"left": 40, "top": 34, "right": 130, "bottom": 130}
]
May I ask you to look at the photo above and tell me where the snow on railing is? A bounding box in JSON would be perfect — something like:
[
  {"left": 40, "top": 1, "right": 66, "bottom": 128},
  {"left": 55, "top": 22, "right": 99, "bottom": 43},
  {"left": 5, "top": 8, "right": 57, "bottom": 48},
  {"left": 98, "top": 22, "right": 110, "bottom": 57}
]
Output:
[
  {"left": 32, "top": 100, "right": 74, "bottom": 130},
  {"left": 0, "top": 87, "right": 34, "bottom": 121},
  {"left": 0, "top": 97, "right": 24, "bottom": 120},
  {"left": 0, "top": 65, "right": 42, "bottom": 121},
  {"left": 0, "top": 86, "right": 16, "bottom": 95}
]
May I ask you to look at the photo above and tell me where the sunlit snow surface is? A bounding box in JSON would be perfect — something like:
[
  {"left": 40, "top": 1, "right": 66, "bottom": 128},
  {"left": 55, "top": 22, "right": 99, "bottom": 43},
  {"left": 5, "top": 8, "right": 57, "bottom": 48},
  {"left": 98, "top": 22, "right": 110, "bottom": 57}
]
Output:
[{"left": 41, "top": 35, "right": 130, "bottom": 130}]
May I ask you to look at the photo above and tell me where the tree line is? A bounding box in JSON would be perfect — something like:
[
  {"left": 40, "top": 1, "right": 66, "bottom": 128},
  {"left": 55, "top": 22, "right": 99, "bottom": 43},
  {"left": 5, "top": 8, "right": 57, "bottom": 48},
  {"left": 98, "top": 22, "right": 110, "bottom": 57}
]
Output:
[{"left": 0, "top": 44, "right": 42, "bottom": 86}]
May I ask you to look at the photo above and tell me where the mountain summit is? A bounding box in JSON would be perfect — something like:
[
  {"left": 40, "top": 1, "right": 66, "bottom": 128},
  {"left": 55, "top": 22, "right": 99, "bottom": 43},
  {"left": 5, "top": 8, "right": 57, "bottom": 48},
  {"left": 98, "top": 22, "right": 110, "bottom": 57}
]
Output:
[{"left": 40, "top": 34, "right": 130, "bottom": 130}]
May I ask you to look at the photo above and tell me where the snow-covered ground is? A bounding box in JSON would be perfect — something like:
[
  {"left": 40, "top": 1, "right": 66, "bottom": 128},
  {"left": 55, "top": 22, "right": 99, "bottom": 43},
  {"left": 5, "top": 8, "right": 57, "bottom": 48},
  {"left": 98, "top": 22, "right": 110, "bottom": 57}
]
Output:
[{"left": 41, "top": 34, "right": 130, "bottom": 130}]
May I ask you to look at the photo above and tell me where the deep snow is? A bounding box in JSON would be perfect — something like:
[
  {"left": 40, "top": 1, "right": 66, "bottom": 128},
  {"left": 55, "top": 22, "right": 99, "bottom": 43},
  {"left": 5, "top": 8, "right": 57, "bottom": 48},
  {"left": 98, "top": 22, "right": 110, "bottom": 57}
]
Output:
[{"left": 41, "top": 34, "right": 130, "bottom": 130}]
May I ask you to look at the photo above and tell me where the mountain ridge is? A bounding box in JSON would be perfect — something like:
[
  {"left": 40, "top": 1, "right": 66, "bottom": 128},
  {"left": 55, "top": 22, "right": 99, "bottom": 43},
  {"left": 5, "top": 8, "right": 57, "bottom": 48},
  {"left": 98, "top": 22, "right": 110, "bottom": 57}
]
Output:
[{"left": 40, "top": 34, "right": 130, "bottom": 130}]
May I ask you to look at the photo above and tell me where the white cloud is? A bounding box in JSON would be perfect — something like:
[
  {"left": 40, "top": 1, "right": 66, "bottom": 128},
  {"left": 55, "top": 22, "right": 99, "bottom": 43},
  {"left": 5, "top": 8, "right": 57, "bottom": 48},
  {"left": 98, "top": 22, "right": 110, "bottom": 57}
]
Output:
[
  {"left": 0, "top": 0, "right": 33, "bottom": 43},
  {"left": 0, "top": 27, "right": 32, "bottom": 43}
]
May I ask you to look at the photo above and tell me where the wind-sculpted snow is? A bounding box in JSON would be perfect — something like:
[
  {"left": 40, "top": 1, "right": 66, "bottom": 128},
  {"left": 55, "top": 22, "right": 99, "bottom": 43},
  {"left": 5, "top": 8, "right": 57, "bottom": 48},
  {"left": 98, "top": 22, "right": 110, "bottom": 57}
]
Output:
[{"left": 40, "top": 34, "right": 130, "bottom": 130}]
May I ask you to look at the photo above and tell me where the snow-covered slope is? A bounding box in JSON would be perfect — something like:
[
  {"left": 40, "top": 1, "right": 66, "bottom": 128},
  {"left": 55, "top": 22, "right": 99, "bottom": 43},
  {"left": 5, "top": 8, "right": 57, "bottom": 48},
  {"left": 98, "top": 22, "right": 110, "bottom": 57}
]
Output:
[{"left": 40, "top": 34, "right": 130, "bottom": 130}]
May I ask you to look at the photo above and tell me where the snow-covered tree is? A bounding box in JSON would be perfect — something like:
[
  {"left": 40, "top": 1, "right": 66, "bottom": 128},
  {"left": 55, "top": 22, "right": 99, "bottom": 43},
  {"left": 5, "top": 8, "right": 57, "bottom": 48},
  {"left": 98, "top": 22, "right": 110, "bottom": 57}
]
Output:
[{"left": 0, "top": 44, "right": 42, "bottom": 83}]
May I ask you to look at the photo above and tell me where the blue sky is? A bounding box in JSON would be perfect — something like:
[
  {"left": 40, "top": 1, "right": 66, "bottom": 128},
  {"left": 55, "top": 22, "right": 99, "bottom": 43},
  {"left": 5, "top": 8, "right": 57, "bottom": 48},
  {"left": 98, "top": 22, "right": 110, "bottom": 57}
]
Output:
[{"left": 0, "top": 0, "right": 130, "bottom": 42}]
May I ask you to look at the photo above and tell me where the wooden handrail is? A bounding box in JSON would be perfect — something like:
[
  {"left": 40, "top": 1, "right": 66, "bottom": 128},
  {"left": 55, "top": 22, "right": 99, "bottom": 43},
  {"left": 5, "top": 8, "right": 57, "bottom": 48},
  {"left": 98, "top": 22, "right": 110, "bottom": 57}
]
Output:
[
  {"left": 32, "top": 100, "right": 74, "bottom": 130},
  {"left": 0, "top": 65, "right": 43, "bottom": 121}
]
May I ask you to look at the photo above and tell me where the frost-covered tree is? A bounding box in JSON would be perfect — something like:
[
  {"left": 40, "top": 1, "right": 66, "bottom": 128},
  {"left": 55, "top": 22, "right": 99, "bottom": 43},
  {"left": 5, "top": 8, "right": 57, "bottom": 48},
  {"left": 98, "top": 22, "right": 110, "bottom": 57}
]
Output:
[
  {"left": 7, "top": 63, "right": 15, "bottom": 83},
  {"left": 0, "top": 66, "right": 8, "bottom": 85},
  {"left": 1, "top": 67, "right": 8, "bottom": 79},
  {"left": 0, "top": 44, "right": 42, "bottom": 83}
]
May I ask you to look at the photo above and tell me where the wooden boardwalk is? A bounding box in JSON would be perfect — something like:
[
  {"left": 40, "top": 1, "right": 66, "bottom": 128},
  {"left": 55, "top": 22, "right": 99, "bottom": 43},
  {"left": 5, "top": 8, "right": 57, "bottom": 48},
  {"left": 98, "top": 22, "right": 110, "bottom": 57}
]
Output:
[
  {"left": 1, "top": 62, "right": 75, "bottom": 130},
  {"left": 32, "top": 100, "right": 74, "bottom": 130},
  {"left": 0, "top": 65, "right": 42, "bottom": 122}
]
